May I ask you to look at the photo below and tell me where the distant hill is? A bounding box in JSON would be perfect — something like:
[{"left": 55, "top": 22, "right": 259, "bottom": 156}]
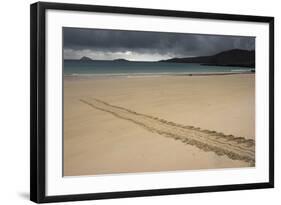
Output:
[
  {"left": 113, "top": 58, "right": 130, "bottom": 62},
  {"left": 80, "top": 56, "right": 93, "bottom": 61},
  {"left": 160, "top": 49, "right": 255, "bottom": 68},
  {"left": 65, "top": 57, "right": 131, "bottom": 62}
]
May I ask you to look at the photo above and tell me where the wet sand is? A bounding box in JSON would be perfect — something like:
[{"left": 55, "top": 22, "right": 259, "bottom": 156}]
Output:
[{"left": 64, "top": 74, "right": 255, "bottom": 176}]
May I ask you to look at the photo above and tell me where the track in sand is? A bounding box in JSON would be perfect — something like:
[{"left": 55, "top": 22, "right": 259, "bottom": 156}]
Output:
[{"left": 80, "top": 98, "right": 255, "bottom": 166}]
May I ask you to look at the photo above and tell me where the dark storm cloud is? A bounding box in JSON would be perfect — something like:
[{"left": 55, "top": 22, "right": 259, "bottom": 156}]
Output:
[{"left": 63, "top": 27, "right": 255, "bottom": 60}]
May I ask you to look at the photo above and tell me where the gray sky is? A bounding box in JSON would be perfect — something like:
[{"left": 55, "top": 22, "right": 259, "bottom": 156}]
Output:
[{"left": 63, "top": 27, "right": 255, "bottom": 61}]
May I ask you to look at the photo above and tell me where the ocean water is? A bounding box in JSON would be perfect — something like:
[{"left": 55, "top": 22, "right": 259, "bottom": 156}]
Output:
[{"left": 64, "top": 60, "right": 253, "bottom": 77}]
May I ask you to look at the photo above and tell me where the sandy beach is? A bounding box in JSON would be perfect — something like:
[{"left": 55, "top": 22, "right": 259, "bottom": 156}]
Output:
[{"left": 63, "top": 74, "right": 255, "bottom": 176}]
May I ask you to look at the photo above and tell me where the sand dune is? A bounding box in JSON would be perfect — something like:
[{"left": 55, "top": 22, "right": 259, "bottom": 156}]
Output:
[{"left": 80, "top": 98, "right": 255, "bottom": 166}]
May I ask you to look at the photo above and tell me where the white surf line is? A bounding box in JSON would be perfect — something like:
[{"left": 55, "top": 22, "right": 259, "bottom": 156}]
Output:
[{"left": 80, "top": 98, "right": 255, "bottom": 166}]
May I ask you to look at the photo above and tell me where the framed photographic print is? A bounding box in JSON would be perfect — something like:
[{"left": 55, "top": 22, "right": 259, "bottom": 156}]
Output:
[{"left": 30, "top": 1, "right": 274, "bottom": 203}]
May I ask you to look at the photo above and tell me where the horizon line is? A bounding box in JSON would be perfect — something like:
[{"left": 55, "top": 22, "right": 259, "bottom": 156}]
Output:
[{"left": 64, "top": 48, "right": 255, "bottom": 62}]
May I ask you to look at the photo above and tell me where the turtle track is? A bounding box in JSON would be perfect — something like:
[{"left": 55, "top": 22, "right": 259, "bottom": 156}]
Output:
[{"left": 80, "top": 98, "right": 255, "bottom": 166}]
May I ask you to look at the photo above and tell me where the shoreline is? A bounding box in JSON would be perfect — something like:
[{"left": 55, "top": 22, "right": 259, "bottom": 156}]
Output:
[{"left": 64, "top": 71, "right": 255, "bottom": 79}]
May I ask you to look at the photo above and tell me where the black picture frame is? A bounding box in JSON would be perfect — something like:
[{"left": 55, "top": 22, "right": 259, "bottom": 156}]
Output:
[{"left": 30, "top": 1, "right": 274, "bottom": 203}]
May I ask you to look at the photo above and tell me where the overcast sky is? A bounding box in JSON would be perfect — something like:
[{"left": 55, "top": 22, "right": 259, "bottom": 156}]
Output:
[{"left": 63, "top": 27, "right": 255, "bottom": 61}]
